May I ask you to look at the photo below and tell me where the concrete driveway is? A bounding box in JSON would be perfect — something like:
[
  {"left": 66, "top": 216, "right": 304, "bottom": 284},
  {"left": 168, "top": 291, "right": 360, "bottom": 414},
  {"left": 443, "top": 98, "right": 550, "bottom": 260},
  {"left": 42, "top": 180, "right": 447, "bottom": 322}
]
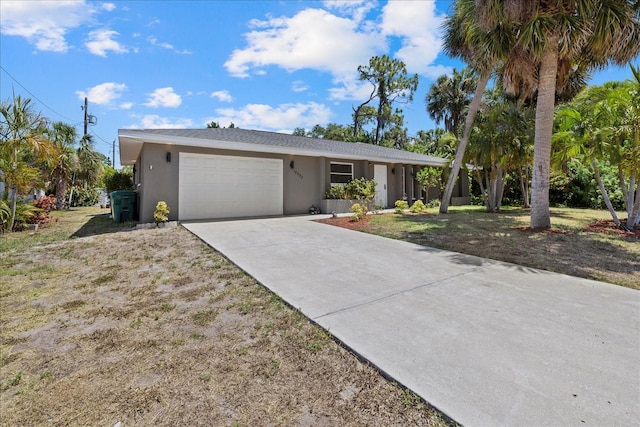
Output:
[{"left": 183, "top": 216, "right": 640, "bottom": 426}]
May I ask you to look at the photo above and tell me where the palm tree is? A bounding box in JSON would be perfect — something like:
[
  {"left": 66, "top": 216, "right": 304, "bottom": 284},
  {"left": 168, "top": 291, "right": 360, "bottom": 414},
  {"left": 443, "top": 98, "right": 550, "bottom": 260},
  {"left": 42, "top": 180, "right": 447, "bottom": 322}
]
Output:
[
  {"left": 477, "top": 0, "right": 640, "bottom": 229},
  {"left": 47, "top": 122, "right": 77, "bottom": 209},
  {"left": 606, "top": 66, "right": 640, "bottom": 228},
  {"left": 426, "top": 68, "right": 478, "bottom": 135},
  {"left": 67, "top": 134, "right": 104, "bottom": 208},
  {"left": 0, "top": 95, "right": 54, "bottom": 231},
  {"left": 553, "top": 72, "right": 640, "bottom": 229},
  {"left": 553, "top": 100, "right": 623, "bottom": 227},
  {"left": 437, "top": 0, "right": 514, "bottom": 214},
  {"left": 465, "top": 88, "right": 533, "bottom": 211}
]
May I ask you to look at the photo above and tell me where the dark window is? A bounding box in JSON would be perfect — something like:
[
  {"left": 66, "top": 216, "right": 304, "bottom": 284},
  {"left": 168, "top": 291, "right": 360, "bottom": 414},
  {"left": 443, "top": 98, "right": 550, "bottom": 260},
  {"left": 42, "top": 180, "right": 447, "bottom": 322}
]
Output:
[{"left": 330, "top": 162, "right": 353, "bottom": 185}]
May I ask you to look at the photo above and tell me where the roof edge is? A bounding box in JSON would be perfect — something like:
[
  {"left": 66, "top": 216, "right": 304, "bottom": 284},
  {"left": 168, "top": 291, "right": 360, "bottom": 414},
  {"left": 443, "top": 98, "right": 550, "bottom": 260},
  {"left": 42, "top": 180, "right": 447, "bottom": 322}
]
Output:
[{"left": 118, "top": 129, "right": 449, "bottom": 167}]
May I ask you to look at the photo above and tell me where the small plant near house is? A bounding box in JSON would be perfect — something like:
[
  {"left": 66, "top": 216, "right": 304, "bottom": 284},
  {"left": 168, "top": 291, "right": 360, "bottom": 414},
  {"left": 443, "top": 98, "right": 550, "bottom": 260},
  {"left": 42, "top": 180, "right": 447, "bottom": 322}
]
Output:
[
  {"left": 154, "top": 201, "right": 170, "bottom": 225},
  {"left": 426, "top": 199, "right": 440, "bottom": 209},
  {"left": 394, "top": 200, "right": 409, "bottom": 213},
  {"left": 410, "top": 200, "right": 427, "bottom": 213},
  {"left": 349, "top": 203, "right": 368, "bottom": 222}
]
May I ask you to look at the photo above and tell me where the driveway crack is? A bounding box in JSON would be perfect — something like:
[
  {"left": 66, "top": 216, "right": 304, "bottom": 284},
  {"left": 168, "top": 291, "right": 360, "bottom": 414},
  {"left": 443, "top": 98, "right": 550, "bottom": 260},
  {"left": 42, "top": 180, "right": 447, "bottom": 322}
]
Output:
[{"left": 313, "top": 270, "right": 477, "bottom": 320}]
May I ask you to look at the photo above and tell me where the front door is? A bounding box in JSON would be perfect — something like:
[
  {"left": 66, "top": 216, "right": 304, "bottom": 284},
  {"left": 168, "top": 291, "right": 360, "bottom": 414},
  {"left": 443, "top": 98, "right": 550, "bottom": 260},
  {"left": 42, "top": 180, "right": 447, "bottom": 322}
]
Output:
[{"left": 373, "top": 164, "right": 388, "bottom": 208}]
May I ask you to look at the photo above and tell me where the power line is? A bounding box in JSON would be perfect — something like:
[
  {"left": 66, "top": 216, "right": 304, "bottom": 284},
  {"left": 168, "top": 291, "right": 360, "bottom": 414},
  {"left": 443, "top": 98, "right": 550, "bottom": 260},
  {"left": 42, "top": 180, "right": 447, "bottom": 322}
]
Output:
[
  {"left": 0, "top": 65, "right": 79, "bottom": 124},
  {"left": 89, "top": 129, "right": 115, "bottom": 149},
  {"left": 1, "top": 66, "right": 116, "bottom": 151}
]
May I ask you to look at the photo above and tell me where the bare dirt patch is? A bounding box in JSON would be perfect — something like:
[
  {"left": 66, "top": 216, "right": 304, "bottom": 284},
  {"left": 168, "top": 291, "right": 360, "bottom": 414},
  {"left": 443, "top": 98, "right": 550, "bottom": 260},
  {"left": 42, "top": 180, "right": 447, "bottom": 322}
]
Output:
[{"left": 1, "top": 211, "right": 448, "bottom": 426}]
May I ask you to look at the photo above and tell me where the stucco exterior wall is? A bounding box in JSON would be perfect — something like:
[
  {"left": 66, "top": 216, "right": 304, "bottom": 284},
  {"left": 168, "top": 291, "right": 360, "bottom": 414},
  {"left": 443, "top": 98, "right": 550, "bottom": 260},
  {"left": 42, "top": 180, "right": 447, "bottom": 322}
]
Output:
[
  {"left": 134, "top": 142, "right": 463, "bottom": 222},
  {"left": 137, "top": 143, "right": 328, "bottom": 222}
]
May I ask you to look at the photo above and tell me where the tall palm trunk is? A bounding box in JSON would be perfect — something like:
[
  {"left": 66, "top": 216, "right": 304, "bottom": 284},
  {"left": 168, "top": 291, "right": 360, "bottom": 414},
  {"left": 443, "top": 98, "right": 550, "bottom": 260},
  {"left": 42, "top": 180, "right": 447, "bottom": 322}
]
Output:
[
  {"left": 520, "top": 167, "right": 530, "bottom": 208},
  {"left": 440, "top": 72, "right": 490, "bottom": 213},
  {"left": 630, "top": 181, "right": 640, "bottom": 227},
  {"left": 530, "top": 37, "right": 559, "bottom": 230},
  {"left": 56, "top": 175, "right": 67, "bottom": 210},
  {"left": 592, "top": 159, "right": 621, "bottom": 227},
  {"left": 8, "top": 147, "right": 18, "bottom": 231}
]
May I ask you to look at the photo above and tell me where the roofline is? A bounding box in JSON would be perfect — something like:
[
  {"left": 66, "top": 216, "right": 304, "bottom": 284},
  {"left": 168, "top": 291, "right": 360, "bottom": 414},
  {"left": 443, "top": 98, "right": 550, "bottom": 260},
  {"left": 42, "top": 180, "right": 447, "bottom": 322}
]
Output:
[{"left": 118, "top": 129, "right": 449, "bottom": 167}]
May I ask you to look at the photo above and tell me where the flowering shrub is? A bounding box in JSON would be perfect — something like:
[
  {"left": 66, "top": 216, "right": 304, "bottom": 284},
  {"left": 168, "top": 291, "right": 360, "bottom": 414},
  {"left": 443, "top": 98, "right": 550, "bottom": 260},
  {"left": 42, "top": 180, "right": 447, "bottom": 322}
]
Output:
[
  {"left": 33, "top": 195, "right": 57, "bottom": 212},
  {"left": 28, "top": 195, "right": 58, "bottom": 227}
]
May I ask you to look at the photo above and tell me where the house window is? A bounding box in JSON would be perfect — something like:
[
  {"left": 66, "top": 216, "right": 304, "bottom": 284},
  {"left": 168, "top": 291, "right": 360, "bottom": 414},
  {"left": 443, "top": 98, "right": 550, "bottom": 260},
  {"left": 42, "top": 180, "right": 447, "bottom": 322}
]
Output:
[{"left": 330, "top": 162, "right": 353, "bottom": 185}]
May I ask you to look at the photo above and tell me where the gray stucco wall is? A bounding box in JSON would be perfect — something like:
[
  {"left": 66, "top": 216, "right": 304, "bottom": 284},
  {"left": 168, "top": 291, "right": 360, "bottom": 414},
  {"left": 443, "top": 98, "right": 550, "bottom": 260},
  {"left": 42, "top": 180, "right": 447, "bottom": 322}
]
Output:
[
  {"left": 137, "top": 143, "right": 329, "bottom": 222},
  {"left": 134, "top": 142, "right": 456, "bottom": 222}
]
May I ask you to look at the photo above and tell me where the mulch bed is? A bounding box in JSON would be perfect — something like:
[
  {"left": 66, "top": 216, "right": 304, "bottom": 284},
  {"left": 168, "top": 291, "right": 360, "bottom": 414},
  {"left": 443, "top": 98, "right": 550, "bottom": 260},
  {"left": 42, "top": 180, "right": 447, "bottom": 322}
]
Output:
[
  {"left": 584, "top": 219, "right": 640, "bottom": 239},
  {"left": 315, "top": 215, "right": 371, "bottom": 231}
]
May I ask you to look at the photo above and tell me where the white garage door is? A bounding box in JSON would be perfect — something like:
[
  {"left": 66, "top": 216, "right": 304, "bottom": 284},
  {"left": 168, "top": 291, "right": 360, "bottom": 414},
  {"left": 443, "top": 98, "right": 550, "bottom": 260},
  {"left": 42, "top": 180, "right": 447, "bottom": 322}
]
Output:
[{"left": 179, "top": 152, "right": 283, "bottom": 220}]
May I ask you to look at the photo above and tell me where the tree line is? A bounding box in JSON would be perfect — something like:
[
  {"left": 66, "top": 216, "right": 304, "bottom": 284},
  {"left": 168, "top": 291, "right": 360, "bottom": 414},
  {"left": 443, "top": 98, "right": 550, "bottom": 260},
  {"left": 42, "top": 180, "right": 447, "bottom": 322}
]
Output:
[
  {"left": 295, "top": 0, "right": 639, "bottom": 230},
  {"left": 0, "top": 95, "right": 130, "bottom": 232}
]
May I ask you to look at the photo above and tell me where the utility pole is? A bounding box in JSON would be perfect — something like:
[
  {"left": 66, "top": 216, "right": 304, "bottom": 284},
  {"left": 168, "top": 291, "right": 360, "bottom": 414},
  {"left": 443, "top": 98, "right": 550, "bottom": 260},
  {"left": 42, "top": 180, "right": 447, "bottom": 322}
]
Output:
[
  {"left": 112, "top": 140, "right": 116, "bottom": 168},
  {"left": 83, "top": 97, "right": 88, "bottom": 137}
]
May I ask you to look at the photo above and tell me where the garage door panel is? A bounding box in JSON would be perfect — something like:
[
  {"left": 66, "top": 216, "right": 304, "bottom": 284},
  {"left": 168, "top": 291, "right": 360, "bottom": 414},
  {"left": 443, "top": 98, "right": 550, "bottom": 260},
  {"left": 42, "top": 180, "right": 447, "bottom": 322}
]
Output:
[{"left": 179, "top": 153, "right": 283, "bottom": 220}]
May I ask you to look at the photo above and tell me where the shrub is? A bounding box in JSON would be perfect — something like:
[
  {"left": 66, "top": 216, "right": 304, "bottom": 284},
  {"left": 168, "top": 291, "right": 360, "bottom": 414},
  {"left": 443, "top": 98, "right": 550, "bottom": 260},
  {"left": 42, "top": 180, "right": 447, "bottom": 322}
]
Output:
[
  {"left": 33, "top": 195, "right": 57, "bottom": 212},
  {"left": 425, "top": 199, "right": 440, "bottom": 209},
  {"left": 410, "top": 200, "right": 426, "bottom": 213},
  {"left": 394, "top": 200, "right": 409, "bottom": 213},
  {"left": 154, "top": 201, "right": 170, "bottom": 224},
  {"left": 29, "top": 195, "right": 58, "bottom": 227},
  {"left": 0, "top": 200, "right": 10, "bottom": 233},
  {"left": 349, "top": 203, "right": 368, "bottom": 222},
  {"left": 70, "top": 187, "right": 100, "bottom": 207},
  {"left": 13, "top": 201, "right": 39, "bottom": 231},
  {"left": 344, "top": 178, "right": 377, "bottom": 201},
  {"left": 324, "top": 185, "right": 346, "bottom": 200},
  {"left": 104, "top": 171, "right": 134, "bottom": 193}
]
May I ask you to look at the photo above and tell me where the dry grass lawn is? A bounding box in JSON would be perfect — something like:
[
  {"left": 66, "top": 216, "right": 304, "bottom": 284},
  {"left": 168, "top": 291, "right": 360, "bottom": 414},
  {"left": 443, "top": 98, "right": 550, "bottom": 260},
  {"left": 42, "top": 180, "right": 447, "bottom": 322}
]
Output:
[
  {"left": 1, "top": 207, "right": 448, "bottom": 426},
  {"left": 327, "top": 206, "right": 639, "bottom": 290}
]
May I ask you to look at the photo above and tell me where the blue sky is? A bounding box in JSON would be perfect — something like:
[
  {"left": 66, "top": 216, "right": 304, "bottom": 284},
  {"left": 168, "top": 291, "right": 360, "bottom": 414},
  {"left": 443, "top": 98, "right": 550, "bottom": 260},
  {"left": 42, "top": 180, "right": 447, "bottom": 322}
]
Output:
[{"left": 1, "top": 1, "right": 636, "bottom": 168}]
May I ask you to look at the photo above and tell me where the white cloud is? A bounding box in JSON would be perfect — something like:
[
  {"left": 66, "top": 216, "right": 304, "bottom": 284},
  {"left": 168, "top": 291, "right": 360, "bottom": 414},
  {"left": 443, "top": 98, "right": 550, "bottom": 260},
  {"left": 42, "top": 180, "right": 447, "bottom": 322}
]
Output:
[
  {"left": 208, "top": 102, "right": 332, "bottom": 130},
  {"left": 291, "top": 80, "right": 308, "bottom": 93},
  {"left": 85, "top": 29, "right": 128, "bottom": 57},
  {"left": 380, "top": 1, "right": 444, "bottom": 75},
  {"left": 148, "top": 36, "right": 173, "bottom": 50},
  {"left": 0, "top": 1, "right": 95, "bottom": 52},
  {"left": 224, "top": 2, "right": 447, "bottom": 102},
  {"left": 120, "top": 102, "right": 133, "bottom": 110},
  {"left": 224, "top": 8, "right": 385, "bottom": 79},
  {"left": 147, "top": 35, "right": 192, "bottom": 54},
  {"left": 322, "top": 0, "right": 375, "bottom": 22},
  {"left": 328, "top": 79, "right": 377, "bottom": 102},
  {"left": 134, "top": 115, "right": 194, "bottom": 129},
  {"left": 144, "top": 87, "right": 182, "bottom": 108},
  {"left": 102, "top": 3, "right": 116, "bottom": 12},
  {"left": 210, "top": 90, "right": 233, "bottom": 102},
  {"left": 76, "top": 82, "right": 127, "bottom": 106}
]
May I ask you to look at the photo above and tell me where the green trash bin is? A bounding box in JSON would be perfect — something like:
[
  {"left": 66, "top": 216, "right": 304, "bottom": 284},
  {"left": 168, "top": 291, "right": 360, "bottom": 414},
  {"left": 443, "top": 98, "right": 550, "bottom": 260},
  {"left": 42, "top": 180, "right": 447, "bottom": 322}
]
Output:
[{"left": 110, "top": 190, "right": 137, "bottom": 223}]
